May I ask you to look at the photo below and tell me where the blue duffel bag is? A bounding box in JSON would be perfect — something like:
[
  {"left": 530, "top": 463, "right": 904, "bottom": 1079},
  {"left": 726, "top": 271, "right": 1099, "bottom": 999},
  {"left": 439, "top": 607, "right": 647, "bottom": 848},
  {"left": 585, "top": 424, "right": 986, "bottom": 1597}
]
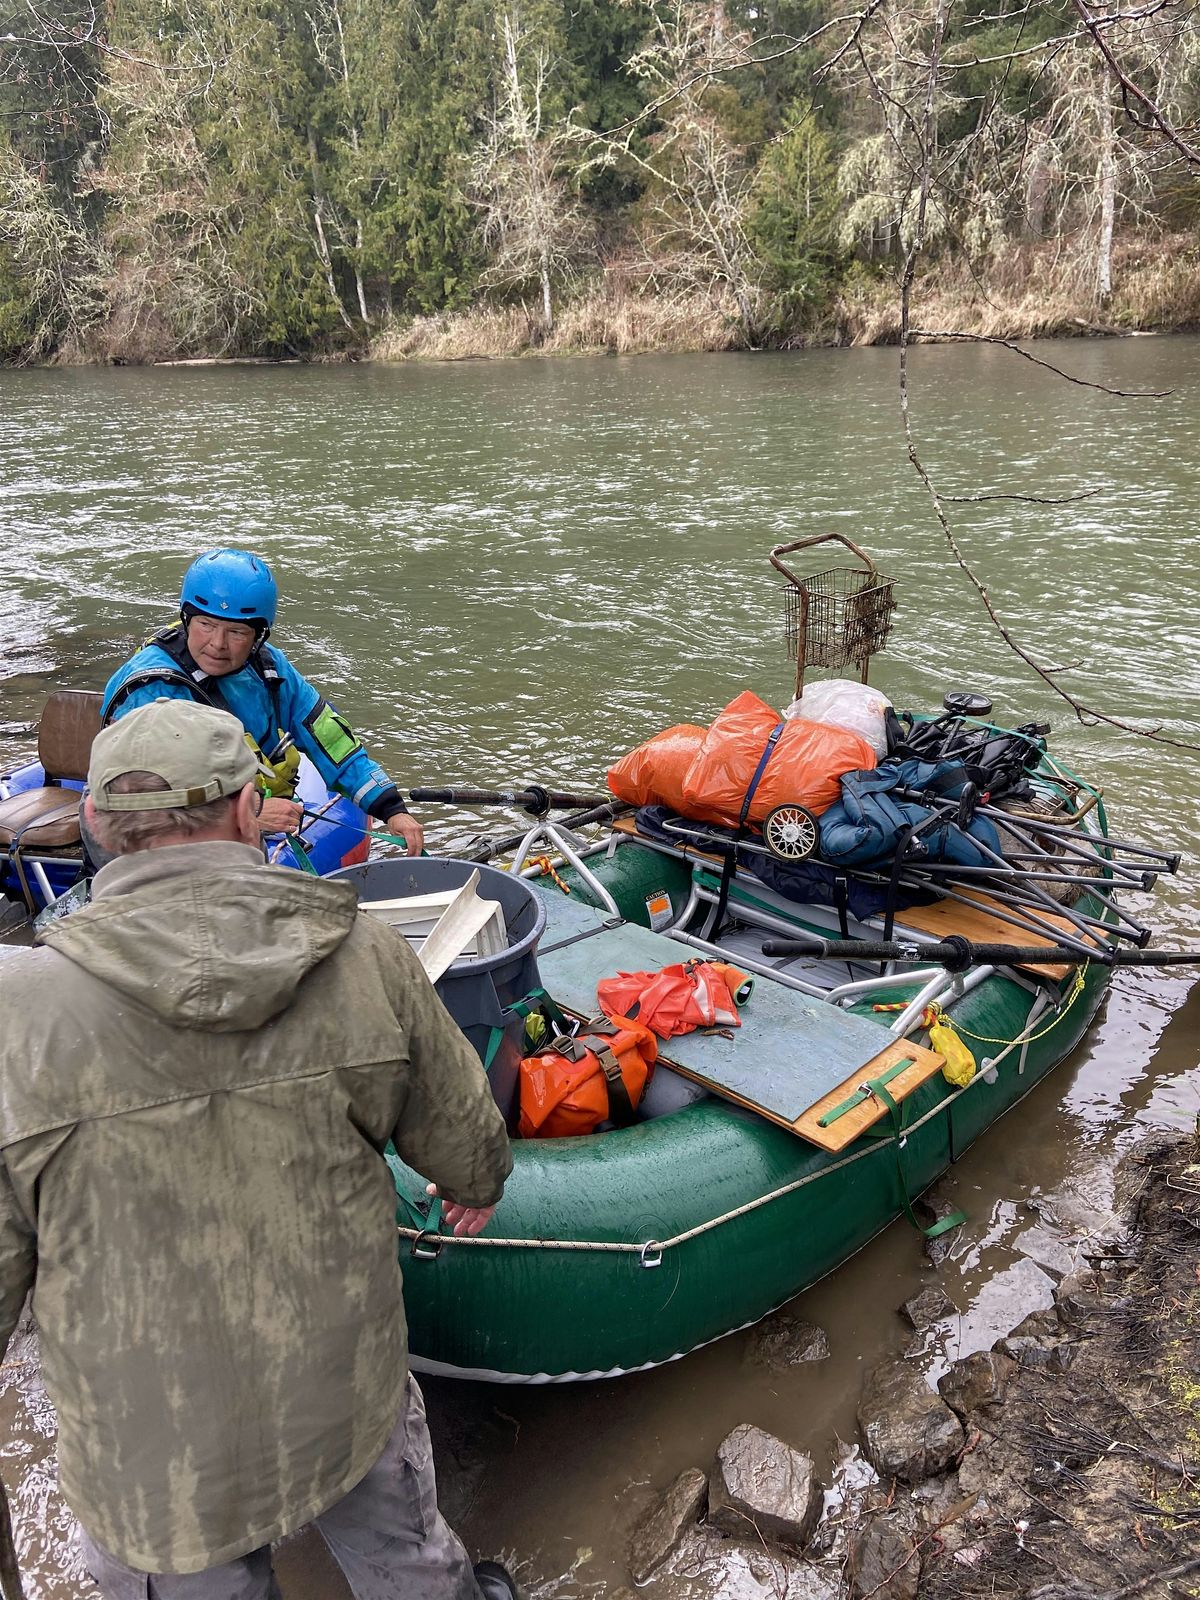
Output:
[{"left": 819, "top": 759, "right": 1002, "bottom": 870}]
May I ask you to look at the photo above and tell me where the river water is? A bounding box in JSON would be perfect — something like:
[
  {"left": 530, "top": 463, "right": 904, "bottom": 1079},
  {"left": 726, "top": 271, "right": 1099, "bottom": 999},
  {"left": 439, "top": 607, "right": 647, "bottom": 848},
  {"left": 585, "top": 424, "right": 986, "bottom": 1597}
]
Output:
[{"left": 1, "top": 340, "right": 1198, "bottom": 1597}]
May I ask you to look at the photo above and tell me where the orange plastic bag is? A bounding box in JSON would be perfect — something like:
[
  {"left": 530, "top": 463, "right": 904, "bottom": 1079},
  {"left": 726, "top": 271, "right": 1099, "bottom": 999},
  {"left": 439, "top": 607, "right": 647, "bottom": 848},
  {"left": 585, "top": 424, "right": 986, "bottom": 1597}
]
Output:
[
  {"left": 607, "top": 724, "right": 707, "bottom": 812},
  {"left": 518, "top": 1017, "right": 658, "bottom": 1139},
  {"left": 596, "top": 960, "right": 753, "bottom": 1039},
  {"left": 680, "top": 690, "right": 875, "bottom": 827}
]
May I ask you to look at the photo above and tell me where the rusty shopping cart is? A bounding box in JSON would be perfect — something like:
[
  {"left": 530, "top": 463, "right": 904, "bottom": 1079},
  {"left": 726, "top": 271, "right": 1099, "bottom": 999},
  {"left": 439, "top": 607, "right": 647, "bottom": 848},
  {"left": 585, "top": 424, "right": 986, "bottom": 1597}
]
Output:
[{"left": 770, "top": 534, "right": 896, "bottom": 697}]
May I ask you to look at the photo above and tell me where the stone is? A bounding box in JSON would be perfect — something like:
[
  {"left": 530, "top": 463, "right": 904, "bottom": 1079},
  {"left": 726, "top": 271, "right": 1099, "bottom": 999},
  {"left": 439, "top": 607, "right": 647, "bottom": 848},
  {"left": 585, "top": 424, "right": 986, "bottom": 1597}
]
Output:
[
  {"left": 1054, "top": 1265, "right": 1110, "bottom": 1326},
  {"left": 850, "top": 1512, "right": 922, "bottom": 1600},
  {"left": 642, "top": 1526, "right": 840, "bottom": 1600},
  {"left": 1008, "top": 1307, "right": 1061, "bottom": 1341},
  {"left": 899, "top": 1286, "right": 954, "bottom": 1330},
  {"left": 748, "top": 1308, "right": 831, "bottom": 1368},
  {"left": 627, "top": 1467, "right": 708, "bottom": 1582},
  {"left": 918, "top": 1181, "right": 965, "bottom": 1265},
  {"left": 996, "top": 1308, "right": 1078, "bottom": 1371},
  {"left": 708, "top": 1424, "right": 823, "bottom": 1549},
  {"left": 857, "top": 1361, "right": 965, "bottom": 1485},
  {"left": 937, "top": 1350, "right": 1017, "bottom": 1419}
]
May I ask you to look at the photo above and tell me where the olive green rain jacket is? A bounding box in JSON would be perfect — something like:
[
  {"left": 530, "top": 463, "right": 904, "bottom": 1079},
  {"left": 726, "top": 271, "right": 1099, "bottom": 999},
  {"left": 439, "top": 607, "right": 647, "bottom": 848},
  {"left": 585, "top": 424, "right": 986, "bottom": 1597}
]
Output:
[{"left": 0, "top": 841, "right": 511, "bottom": 1574}]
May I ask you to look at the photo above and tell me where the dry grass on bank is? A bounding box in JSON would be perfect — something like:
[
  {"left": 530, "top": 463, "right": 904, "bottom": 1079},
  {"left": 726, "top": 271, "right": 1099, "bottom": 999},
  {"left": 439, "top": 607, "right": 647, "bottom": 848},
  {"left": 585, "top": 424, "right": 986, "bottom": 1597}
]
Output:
[
  {"left": 834, "top": 232, "right": 1200, "bottom": 346},
  {"left": 371, "top": 285, "right": 745, "bottom": 361},
  {"left": 372, "top": 232, "right": 1200, "bottom": 365}
]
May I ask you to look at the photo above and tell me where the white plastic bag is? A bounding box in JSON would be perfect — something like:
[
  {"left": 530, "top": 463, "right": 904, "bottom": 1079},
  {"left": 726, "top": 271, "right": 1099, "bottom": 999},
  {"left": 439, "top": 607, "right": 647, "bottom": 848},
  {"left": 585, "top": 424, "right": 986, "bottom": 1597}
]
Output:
[{"left": 784, "top": 678, "right": 892, "bottom": 759}]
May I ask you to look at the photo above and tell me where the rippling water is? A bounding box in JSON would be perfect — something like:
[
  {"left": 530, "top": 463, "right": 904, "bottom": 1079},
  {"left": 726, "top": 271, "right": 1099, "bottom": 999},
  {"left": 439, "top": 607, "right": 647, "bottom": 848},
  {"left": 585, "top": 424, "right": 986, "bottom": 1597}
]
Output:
[{"left": 1, "top": 342, "right": 1198, "bottom": 1597}]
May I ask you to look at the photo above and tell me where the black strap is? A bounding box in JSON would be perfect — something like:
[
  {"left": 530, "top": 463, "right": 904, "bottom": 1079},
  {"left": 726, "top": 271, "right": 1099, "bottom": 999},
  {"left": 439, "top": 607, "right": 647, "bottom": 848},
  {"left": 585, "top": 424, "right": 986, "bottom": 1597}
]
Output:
[
  {"left": 103, "top": 665, "right": 226, "bottom": 723},
  {"left": 592, "top": 1042, "right": 637, "bottom": 1127},
  {"left": 711, "top": 723, "right": 786, "bottom": 941},
  {"left": 834, "top": 873, "right": 851, "bottom": 940},
  {"left": 550, "top": 1026, "right": 639, "bottom": 1127},
  {"left": 882, "top": 822, "right": 918, "bottom": 943},
  {"left": 738, "top": 723, "right": 785, "bottom": 829},
  {"left": 109, "top": 625, "right": 282, "bottom": 734}
]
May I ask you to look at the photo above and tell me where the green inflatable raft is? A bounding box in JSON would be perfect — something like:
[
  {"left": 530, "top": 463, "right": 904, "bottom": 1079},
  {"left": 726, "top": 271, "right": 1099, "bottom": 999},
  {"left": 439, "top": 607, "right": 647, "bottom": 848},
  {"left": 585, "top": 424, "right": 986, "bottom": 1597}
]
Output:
[{"left": 382, "top": 783, "right": 1120, "bottom": 1383}]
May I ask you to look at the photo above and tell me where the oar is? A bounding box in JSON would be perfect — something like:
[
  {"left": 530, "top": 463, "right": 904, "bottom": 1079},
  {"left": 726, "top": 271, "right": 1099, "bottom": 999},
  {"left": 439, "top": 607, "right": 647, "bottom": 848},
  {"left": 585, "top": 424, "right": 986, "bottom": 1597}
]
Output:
[
  {"left": 409, "top": 785, "right": 610, "bottom": 817},
  {"left": 761, "top": 934, "right": 1200, "bottom": 970}
]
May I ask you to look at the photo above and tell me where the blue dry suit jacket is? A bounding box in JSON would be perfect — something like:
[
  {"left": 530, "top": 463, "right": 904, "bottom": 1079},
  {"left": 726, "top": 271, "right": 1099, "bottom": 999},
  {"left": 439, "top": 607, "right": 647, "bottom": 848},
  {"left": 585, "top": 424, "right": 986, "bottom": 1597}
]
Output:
[{"left": 100, "top": 631, "right": 404, "bottom": 821}]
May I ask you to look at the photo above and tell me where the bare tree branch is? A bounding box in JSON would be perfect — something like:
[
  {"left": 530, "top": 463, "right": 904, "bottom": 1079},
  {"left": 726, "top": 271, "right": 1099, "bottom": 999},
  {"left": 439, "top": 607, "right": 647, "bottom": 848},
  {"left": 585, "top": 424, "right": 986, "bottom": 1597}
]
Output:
[
  {"left": 894, "top": 0, "right": 1200, "bottom": 752},
  {"left": 907, "top": 327, "right": 1172, "bottom": 395}
]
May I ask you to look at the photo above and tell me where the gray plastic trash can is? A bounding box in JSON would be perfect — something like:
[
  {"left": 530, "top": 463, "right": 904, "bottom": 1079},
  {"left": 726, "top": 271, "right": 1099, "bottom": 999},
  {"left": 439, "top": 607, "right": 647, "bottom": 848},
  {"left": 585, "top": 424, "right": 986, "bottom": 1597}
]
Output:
[{"left": 331, "top": 856, "right": 547, "bottom": 1124}]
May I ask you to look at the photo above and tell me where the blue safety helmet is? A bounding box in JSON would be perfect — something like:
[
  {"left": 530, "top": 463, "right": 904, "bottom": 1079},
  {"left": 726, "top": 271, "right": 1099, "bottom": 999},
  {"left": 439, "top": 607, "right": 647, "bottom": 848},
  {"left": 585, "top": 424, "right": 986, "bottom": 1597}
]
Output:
[{"left": 180, "top": 548, "right": 278, "bottom": 635}]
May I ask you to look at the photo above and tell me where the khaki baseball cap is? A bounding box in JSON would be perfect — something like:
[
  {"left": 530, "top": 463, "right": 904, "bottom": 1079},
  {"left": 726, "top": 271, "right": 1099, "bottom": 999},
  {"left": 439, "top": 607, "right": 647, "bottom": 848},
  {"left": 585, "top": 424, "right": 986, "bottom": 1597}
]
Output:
[{"left": 89, "top": 699, "right": 259, "bottom": 812}]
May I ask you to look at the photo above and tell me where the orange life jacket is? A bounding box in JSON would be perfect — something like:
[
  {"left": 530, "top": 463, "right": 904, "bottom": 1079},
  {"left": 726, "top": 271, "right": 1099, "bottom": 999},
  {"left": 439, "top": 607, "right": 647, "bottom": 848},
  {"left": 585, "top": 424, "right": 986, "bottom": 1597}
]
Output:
[
  {"left": 596, "top": 959, "right": 753, "bottom": 1039},
  {"left": 518, "top": 1017, "right": 658, "bottom": 1139}
]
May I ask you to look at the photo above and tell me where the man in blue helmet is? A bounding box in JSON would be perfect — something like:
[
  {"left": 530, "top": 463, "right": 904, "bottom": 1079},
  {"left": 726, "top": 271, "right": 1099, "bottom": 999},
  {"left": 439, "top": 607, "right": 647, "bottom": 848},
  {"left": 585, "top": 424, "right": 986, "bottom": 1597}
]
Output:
[{"left": 101, "top": 549, "right": 423, "bottom": 854}]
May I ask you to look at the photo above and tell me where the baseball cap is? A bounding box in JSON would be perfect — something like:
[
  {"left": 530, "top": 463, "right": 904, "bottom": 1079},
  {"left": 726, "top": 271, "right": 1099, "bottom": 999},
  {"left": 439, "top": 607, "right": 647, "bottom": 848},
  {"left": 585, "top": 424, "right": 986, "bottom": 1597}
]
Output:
[{"left": 89, "top": 700, "right": 259, "bottom": 812}]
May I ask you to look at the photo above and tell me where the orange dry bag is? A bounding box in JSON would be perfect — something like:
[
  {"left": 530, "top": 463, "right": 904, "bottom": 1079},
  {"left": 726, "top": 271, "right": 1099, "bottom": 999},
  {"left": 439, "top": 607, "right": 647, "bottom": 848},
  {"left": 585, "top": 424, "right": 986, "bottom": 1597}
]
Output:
[
  {"left": 680, "top": 690, "right": 875, "bottom": 827},
  {"left": 607, "top": 724, "right": 708, "bottom": 812},
  {"left": 596, "top": 959, "right": 753, "bottom": 1039},
  {"left": 518, "top": 1017, "right": 658, "bottom": 1139}
]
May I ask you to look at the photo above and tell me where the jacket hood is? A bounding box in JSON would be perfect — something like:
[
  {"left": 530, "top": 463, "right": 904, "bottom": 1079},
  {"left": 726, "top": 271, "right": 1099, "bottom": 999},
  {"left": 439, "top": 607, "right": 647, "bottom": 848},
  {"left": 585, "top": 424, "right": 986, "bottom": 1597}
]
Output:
[{"left": 40, "top": 842, "right": 361, "bottom": 1031}]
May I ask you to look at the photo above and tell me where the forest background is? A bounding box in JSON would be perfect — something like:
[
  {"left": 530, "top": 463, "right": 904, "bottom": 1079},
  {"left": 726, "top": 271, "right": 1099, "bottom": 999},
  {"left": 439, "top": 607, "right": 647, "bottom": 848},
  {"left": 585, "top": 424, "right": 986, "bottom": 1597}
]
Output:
[{"left": 2, "top": 0, "right": 1199, "bottom": 364}]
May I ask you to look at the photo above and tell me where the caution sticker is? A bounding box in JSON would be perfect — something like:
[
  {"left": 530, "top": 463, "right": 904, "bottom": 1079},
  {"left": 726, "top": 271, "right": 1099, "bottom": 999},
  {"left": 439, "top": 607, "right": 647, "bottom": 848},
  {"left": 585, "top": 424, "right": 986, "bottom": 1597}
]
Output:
[{"left": 645, "top": 890, "right": 674, "bottom": 931}]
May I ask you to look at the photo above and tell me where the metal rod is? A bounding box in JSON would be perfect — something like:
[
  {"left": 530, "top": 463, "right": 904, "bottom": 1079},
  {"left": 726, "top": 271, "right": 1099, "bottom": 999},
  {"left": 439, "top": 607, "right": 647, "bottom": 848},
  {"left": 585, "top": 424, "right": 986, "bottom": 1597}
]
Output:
[
  {"left": 664, "top": 930, "right": 828, "bottom": 999},
  {"left": 984, "top": 813, "right": 1180, "bottom": 868},
  {"left": 466, "top": 802, "right": 632, "bottom": 863},
  {"left": 964, "top": 874, "right": 1151, "bottom": 945},
  {"left": 509, "top": 821, "right": 621, "bottom": 919},
  {"left": 886, "top": 875, "right": 1106, "bottom": 959}
]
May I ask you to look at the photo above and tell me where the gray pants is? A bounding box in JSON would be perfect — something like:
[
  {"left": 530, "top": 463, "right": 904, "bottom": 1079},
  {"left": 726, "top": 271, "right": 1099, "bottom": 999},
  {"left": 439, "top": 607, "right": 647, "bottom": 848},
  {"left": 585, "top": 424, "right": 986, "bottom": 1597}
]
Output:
[{"left": 78, "top": 1378, "right": 482, "bottom": 1600}]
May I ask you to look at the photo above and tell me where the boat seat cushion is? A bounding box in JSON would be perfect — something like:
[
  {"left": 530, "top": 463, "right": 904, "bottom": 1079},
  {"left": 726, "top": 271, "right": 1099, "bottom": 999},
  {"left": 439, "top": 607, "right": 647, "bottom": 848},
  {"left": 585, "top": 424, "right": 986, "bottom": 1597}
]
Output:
[
  {"left": 0, "top": 788, "right": 84, "bottom": 849},
  {"left": 38, "top": 689, "right": 103, "bottom": 782}
]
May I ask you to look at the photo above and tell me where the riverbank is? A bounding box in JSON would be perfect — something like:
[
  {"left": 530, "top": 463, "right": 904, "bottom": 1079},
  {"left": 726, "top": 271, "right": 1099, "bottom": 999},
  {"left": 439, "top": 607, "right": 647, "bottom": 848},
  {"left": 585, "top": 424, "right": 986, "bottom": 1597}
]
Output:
[
  {"left": 371, "top": 236, "right": 1200, "bottom": 363},
  {"left": 615, "top": 1125, "right": 1200, "bottom": 1599},
  {"left": 16, "top": 233, "right": 1200, "bottom": 369}
]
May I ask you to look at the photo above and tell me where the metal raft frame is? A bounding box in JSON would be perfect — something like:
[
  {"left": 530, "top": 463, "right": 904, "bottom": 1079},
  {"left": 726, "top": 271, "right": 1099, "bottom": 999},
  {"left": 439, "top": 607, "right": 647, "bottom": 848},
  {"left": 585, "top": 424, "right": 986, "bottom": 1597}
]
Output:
[{"left": 770, "top": 534, "right": 896, "bottom": 697}]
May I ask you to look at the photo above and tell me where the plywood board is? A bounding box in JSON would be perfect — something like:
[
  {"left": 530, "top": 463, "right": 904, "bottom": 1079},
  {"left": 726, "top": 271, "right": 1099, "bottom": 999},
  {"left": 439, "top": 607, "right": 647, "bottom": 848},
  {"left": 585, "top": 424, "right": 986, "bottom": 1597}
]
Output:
[
  {"left": 538, "top": 920, "right": 916, "bottom": 1131},
  {"left": 893, "top": 889, "right": 1103, "bottom": 980},
  {"left": 788, "top": 1039, "right": 946, "bottom": 1152}
]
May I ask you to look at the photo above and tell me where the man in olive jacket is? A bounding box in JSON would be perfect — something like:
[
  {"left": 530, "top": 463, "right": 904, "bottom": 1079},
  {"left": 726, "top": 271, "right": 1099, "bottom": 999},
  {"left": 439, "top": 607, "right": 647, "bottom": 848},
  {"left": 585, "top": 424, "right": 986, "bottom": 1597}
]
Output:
[{"left": 0, "top": 699, "right": 513, "bottom": 1599}]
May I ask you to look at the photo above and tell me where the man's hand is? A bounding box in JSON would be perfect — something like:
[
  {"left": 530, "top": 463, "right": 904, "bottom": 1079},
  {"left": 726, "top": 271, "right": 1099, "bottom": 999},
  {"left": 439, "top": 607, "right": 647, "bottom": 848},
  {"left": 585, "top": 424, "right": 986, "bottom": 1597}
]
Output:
[
  {"left": 426, "top": 1182, "right": 495, "bottom": 1237},
  {"left": 384, "top": 810, "right": 424, "bottom": 856},
  {"left": 259, "top": 798, "right": 304, "bottom": 834}
]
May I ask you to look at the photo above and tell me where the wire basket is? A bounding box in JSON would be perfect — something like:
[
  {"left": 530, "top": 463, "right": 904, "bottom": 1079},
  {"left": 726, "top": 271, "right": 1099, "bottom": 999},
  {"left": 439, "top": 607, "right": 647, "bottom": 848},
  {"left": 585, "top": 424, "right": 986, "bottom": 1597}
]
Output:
[{"left": 770, "top": 536, "right": 896, "bottom": 694}]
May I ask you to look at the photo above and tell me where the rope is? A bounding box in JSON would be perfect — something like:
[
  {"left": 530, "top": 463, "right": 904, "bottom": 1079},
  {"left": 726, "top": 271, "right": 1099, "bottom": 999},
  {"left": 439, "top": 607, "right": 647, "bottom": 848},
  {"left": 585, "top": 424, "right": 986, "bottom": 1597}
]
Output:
[
  {"left": 873, "top": 965, "right": 1088, "bottom": 1050},
  {"left": 949, "top": 963, "right": 1088, "bottom": 1046},
  {"left": 523, "top": 853, "right": 571, "bottom": 894},
  {"left": 397, "top": 966, "right": 1103, "bottom": 1262},
  {"left": 399, "top": 1141, "right": 874, "bottom": 1256}
]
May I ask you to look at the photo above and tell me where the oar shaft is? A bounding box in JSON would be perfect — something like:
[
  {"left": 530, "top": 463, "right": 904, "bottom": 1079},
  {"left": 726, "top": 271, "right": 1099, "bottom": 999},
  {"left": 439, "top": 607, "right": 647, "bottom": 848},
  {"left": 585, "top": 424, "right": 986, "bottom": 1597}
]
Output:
[
  {"left": 761, "top": 936, "right": 1200, "bottom": 969},
  {"left": 409, "top": 785, "right": 610, "bottom": 814}
]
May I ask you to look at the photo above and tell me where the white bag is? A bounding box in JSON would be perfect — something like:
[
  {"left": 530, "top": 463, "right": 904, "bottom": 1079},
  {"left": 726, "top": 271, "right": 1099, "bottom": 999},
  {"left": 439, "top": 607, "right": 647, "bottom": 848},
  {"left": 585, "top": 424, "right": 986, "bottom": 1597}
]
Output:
[{"left": 784, "top": 678, "right": 892, "bottom": 759}]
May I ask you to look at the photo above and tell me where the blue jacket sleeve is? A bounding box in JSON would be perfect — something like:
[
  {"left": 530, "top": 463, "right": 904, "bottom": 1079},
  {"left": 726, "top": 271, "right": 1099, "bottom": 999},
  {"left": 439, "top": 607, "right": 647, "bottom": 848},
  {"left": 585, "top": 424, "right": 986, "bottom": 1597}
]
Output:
[{"left": 270, "top": 647, "right": 405, "bottom": 818}]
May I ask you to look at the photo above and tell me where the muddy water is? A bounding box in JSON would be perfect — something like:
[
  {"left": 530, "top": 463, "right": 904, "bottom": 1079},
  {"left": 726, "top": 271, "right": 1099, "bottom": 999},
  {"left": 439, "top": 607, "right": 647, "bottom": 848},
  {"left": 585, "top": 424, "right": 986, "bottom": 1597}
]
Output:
[{"left": 1, "top": 340, "right": 1199, "bottom": 1596}]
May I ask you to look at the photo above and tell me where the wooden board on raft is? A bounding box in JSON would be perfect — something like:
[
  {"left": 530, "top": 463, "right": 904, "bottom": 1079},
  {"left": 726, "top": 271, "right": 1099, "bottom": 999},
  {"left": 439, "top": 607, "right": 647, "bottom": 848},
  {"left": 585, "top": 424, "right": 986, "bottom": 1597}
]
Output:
[
  {"left": 892, "top": 889, "right": 1104, "bottom": 981},
  {"left": 657, "top": 1036, "right": 945, "bottom": 1152},
  {"left": 786, "top": 1041, "right": 946, "bottom": 1153}
]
